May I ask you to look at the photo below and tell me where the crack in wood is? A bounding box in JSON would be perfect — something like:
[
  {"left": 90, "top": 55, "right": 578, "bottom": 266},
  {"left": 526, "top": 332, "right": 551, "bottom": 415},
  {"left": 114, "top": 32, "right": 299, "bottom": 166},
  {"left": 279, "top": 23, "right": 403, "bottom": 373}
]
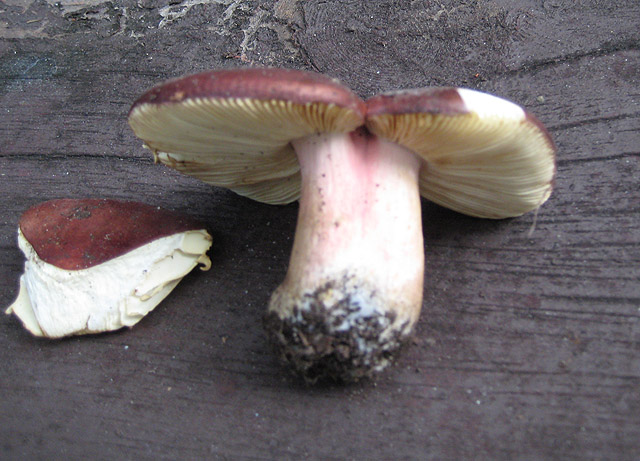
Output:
[
  {"left": 548, "top": 111, "right": 640, "bottom": 132},
  {"left": 557, "top": 152, "right": 639, "bottom": 166},
  {"left": 507, "top": 38, "right": 640, "bottom": 76},
  {"left": 0, "top": 153, "right": 151, "bottom": 164}
]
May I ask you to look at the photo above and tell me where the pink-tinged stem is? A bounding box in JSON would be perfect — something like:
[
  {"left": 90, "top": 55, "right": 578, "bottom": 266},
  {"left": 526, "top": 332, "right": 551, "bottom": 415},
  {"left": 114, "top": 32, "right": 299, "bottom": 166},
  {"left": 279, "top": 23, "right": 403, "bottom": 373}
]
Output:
[{"left": 265, "top": 128, "right": 425, "bottom": 382}]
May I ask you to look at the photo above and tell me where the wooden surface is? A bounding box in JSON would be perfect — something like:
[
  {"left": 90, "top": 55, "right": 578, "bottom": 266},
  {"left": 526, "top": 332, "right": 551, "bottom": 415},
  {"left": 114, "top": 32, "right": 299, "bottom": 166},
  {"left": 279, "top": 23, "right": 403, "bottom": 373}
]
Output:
[{"left": 1, "top": 1, "right": 639, "bottom": 459}]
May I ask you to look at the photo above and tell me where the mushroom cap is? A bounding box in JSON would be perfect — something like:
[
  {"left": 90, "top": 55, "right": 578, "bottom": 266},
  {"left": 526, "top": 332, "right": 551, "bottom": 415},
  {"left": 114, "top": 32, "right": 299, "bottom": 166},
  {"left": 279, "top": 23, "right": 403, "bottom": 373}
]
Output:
[
  {"left": 7, "top": 198, "right": 213, "bottom": 338},
  {"left": 366, "top": 87, "right": 556, "bottom": 218},
  {"left": 20, "top": 198, "right": 206, "bottom": 270},
  {"left": 128, "top": 68, "right": 366, "bottom": 205}
]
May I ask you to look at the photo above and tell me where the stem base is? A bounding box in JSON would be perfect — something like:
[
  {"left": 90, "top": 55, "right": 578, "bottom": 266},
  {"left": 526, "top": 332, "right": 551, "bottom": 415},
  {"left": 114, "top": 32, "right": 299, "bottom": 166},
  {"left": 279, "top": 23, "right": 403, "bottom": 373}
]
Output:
[{"left": 265, "top": 272, "right": 413, "bottom": 383}]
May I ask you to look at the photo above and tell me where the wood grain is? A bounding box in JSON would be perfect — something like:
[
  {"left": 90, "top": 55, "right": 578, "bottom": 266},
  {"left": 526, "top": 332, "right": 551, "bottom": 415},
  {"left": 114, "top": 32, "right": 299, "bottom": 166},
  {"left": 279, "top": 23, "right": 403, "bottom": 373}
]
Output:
[{"left": 1, "top": 1, "right": 638, "bottom": 459}]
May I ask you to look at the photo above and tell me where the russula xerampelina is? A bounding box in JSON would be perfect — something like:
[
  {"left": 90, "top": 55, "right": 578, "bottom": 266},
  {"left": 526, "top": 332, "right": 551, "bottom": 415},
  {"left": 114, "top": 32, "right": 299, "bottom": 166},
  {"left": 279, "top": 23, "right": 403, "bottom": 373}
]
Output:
[
  {"left": 6, "top": 199, "right": 212, "bottom": 338},
  {"left": 128, "top": 68, "right": 556, "bottom": 382}
]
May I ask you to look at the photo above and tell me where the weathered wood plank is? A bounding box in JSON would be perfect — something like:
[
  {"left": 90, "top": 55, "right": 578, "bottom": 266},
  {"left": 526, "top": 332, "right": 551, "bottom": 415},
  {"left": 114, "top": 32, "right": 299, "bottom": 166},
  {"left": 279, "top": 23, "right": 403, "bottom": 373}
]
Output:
[{"left": 1, "top": 1, "right": 638, "bottom": 460}]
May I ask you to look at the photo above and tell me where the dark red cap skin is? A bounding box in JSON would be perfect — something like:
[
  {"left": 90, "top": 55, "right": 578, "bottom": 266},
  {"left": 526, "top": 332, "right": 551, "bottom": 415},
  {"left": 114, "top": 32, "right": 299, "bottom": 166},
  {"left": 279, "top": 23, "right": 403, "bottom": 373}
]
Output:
[
  {"left": 367, "top": 87, "right": 556, "bottom": 147},
  {"left": 525, "top": 111, "right": 557, "bottom": 150},
  {"left": 19, "top": 199, "right": 206, "bottom": 271},
  {"left": 129, "top": 67, "right": 366, "bottom": 118},
  {"left": 524, "top": 110, "right": 558, "bottom": 185},
  {"left": 366, "top": 86, "right": 557, "bottom": 186},
  {"left": 366, "top": 87, "right": 469, "bottom": 118}
]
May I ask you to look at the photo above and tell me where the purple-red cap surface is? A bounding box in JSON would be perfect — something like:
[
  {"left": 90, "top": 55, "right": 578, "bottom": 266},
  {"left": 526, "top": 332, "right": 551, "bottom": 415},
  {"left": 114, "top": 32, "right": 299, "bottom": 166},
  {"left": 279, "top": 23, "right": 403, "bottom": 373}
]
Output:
[
  {"left": 130, "top": 67, "right": 366, "bottom": 117},
  {"left": 20, "top": 199, "right": 206, "bottom": 270}
]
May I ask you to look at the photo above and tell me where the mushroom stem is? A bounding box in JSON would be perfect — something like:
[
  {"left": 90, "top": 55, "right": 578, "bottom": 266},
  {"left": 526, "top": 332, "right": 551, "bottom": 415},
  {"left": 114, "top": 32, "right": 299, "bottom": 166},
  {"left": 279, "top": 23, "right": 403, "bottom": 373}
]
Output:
[{"left": 265, "top": 128, "right": 425, "bottom": 381}]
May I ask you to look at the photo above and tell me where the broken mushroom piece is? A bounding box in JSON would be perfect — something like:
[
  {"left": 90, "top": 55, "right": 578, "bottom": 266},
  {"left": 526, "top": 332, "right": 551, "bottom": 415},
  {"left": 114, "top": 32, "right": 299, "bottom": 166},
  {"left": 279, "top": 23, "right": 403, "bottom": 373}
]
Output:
[
  {"left": 128, "top": 69, "right": 556, "bottom": 382},
  {"left": 6, "top": 199, "right": 212, "bottom": 338}
]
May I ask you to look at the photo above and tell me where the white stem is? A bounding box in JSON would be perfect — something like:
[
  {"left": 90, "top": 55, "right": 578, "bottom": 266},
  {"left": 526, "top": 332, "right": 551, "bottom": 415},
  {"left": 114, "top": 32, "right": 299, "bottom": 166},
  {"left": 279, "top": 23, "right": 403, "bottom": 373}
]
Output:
[{"left": 266, "top": 129, "right": 425, "bottom": 380}]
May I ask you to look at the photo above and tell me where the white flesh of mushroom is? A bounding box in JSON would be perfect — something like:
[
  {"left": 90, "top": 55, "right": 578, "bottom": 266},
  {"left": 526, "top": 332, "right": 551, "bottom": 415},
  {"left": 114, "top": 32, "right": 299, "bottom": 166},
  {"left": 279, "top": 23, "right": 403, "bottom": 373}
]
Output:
[{"left": 6, "top": 229, "right": 212, "bottom": 338}]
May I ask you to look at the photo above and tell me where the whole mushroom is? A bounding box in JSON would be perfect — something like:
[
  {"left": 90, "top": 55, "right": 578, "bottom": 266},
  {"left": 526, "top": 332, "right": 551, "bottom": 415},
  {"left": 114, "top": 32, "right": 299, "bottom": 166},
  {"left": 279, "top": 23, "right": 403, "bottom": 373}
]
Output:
[{"left": 128, "top": 68, "right": 555, "bottom": 381}]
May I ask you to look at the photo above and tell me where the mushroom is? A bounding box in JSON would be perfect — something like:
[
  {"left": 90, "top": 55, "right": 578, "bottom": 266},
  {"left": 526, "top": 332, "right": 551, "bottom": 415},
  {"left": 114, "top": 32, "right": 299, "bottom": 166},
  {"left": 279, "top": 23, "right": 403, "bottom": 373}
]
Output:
[
  {"left": 366, "top": 87, "right": 556, "bottom": 218},
  {"left": 128, "top": 68, "right": 555, "bottom": 381},
  {"left": 6, "top": 199, "right": 212, "bottom": 338}
]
